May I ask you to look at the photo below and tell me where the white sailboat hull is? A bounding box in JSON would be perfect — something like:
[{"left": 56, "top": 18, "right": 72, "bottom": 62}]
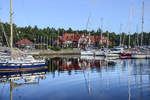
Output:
[
  {"left": 81, "top": 51, "right": 94, "bottom": 56},
  {"left": 146, "top": 55, "right": 150, "bottom": 58},
  {"left": 80, "top": 56, "right": 104, "bottom": 60},
  {"left": 131, "top": 54, "right": 147, "bottom": 59},
  {"left": 94, "top": 51, "right": 104, "bottom": 56},
  {"left": 104, "top": 53, "right": 120, "bottom": 57}
]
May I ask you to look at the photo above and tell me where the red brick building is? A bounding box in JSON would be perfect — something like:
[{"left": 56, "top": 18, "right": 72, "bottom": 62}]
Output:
[{"left": 56, "top": 33, "right": 111, "bottom": 48}]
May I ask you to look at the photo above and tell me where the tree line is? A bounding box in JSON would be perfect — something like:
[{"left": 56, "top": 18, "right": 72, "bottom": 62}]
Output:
[{"left": 0, "top": 22, "right": 150, "bottom": 48}]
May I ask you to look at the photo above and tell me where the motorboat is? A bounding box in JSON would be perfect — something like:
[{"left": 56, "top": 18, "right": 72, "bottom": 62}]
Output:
[
  {"left": 104, "top": 47, "right": 124, "bottom": 57},
  {"left": 81, "top": 48, "right": 94, "bottom": 56},
  {"left": 81, "top": 50, "right": 94, "bottom": 56},
  {"left": 94, "top": 48, "right": 107, "bottom": 56},
  {"left": 131, "top": 48, "right": 148, "bottom": 59},
  {"left": 120, "top": 52, "right": 132, "bottom": 59},
  {"left": 131, "top": 54, "right": 147, "bottom": 59},
  {"left": 131, "top": 52, "right": 147, "bottom": 59}
]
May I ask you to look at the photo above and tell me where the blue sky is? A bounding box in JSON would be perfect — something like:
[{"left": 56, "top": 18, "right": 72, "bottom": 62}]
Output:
[{"left": 0, "top": 0, "right": 150, "bottom": 34}]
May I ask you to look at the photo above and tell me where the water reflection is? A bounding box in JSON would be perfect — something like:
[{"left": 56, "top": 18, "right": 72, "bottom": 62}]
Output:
[
  {"left": 0, "top": 69, "right": 47, "bottom": 100},
  {"left": 1, "top": 57, "right": 150, "bottom": 100},
  {"left": 47, "top": 57, "right": 150, "bottom": 100},
  {"left": 47, "top": 57, "right": 116, "bottom": 75}
]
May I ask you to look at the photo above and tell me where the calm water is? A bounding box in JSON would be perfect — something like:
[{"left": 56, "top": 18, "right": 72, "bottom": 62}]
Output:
[{"left": 1, "top": 56, "right": 150, "bottom": 100}]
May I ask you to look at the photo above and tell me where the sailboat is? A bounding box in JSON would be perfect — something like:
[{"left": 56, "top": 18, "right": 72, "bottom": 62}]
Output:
[
  {"left": 81, "top": 14, "right": 94, "bottom": 56},
  {"left": 94, "top": 18, "right": 106, "bottom": 56},
  {"left": 131, "top": 1, "right": 148, "bottom": 59},
  {"left": 0, "top": 0, "right": 47, "bottom": 71},
  {"left": 120, "top": 7, "right": 133, "bottom": 59}
]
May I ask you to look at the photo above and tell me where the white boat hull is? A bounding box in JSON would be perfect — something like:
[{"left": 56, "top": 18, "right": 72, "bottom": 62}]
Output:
[
  {"left": 146, "top": 55, "right": 150, "bottom": 58},
  {"left": 104, "top": 53, "right": 120, "bottom": 57},
  {"left": 81, "top": 51, "right": 94, "bottom": 56},
  {"left": 80, "top": 56, "right": 104, "bottom": 60},
  {"left": 131, "top": 54, "right": 147, "bottom": 59},
  {"left": 94, "top": 51, "right": 104, "bottom": 56}
]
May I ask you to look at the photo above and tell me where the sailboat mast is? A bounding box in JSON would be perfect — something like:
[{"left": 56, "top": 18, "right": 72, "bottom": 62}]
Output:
[
  {"left": 10, "top": 0, "right": 13, "bottom": 50},
  {"left": 107, "top": 25, "right": 110, "bottom": 48},
  {"left": 141, "top": 0, "right": 144, "bottom": 46},
  {"left": 100, "top": 18, "right": 103, "bottom": 46},
  {"left": 136, "top": 24, "right": 139, "bottom": 47},
  {"left": 119, "top": 24, "right": 122, "bottom": 47},
  {"left": 86, "top": 13, "right": 91, "bottom": 47},
  {"left": 129, "top": 8, "right": 132, "bottom": 48}
]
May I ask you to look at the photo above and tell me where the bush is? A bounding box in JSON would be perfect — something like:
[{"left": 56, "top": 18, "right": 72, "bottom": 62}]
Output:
[
  {"left": 97, "top": 43, "right": 101, "bottom": 49},
  {"left": 64, "top": 47, "right": 73, "bottom": 50},
  {"left": 51, "top": 46, "right": 61, "bottom": 51}
]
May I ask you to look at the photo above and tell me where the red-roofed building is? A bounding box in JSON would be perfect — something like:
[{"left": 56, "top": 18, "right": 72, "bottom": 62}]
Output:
[
  {"left": 16, "top": 38, "right": 34, "bottom": 49},
  {"left": 56, "top": 33, "right": 112, "bottom": 48}
]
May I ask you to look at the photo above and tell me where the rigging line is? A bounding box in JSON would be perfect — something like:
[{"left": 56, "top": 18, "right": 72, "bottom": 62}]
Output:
[
  {"left": 0, "top": 20, "right": 10, "bottom": 47},
  {"left": 85, "top": 13, "right": 92, "bottom": 47},
  {"left": 136, "top": 24, "right": 139, "bottom": 47},
  {"left": 86, "top": 13, "right": 92, "bottom": 33},
  {"left": 122, "top": 24, "right": 126, "bottom": 46}
]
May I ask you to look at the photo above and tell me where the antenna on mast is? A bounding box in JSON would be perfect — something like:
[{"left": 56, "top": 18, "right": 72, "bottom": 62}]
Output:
[{"left": 86, "top": 13, "right": 91, "bottom": 34}]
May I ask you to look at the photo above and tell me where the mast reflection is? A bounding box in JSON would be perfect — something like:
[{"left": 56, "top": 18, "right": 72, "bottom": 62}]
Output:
[{"left": 0, "top": 69, "right": 47, "bottom": 100}]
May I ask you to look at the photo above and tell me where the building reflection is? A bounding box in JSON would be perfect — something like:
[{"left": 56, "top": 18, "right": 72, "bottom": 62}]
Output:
[
  {"left": 47, "top": 58, "right": 150, "bottom": 99},
  {"left": 47, "top": 57, "right": 116, "bottom": 76},
  {"left": 47, "top": 57, "right": 117, "bottom": 96}
]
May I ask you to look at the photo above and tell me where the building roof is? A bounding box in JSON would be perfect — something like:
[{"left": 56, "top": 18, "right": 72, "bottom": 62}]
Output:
[
  {"left": 16, "top": 38, "right": 33, "bottom": 45},
  {"left": 55, "top": 33, "right": 112, "bottom": 45}
]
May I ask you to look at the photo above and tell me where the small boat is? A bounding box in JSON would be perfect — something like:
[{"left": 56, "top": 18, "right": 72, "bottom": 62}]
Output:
[
  {"left": 81, "top": 50, "right": 94, "bottom": 56},
  {"left": 131, "top": 53, "right": 147, "bottom": 59},
  {"left": 120, "top": 52, "right": 132, "bottom": 59},
  {"left": 81, "top": 48, "right": 94, "bottom": 56},
  {"left": 0, "top": 53, "right": 47, "bottom": 71},
  {"left": 0, "top": 48, "right": 47, "bottom": 72},
  {"left": 104, "top": 57, "right": 118, "bottom": 62},
  {"left": 104, "top": 47, "right": 124, "bottom": 57},
  {"left": 131, "top": 50, "right": 147, "bottom": 59},
  {"left": 130, "top": 48, "right": 147, "bottom": 59},
  {"left": 146, "top": 55, "right": 150, "bottom": 59},
  {"left": 105, "top": 53, "right": 120, "bottom": 57},
  {"left": 94, "top": 48, "right": 107, "bottom": 56},
  {"left": 94, "top": 50, "right": 104, "bottom": 56},
  {"left": 80, "top": 55, "right": 104, "bottom": 60}
]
